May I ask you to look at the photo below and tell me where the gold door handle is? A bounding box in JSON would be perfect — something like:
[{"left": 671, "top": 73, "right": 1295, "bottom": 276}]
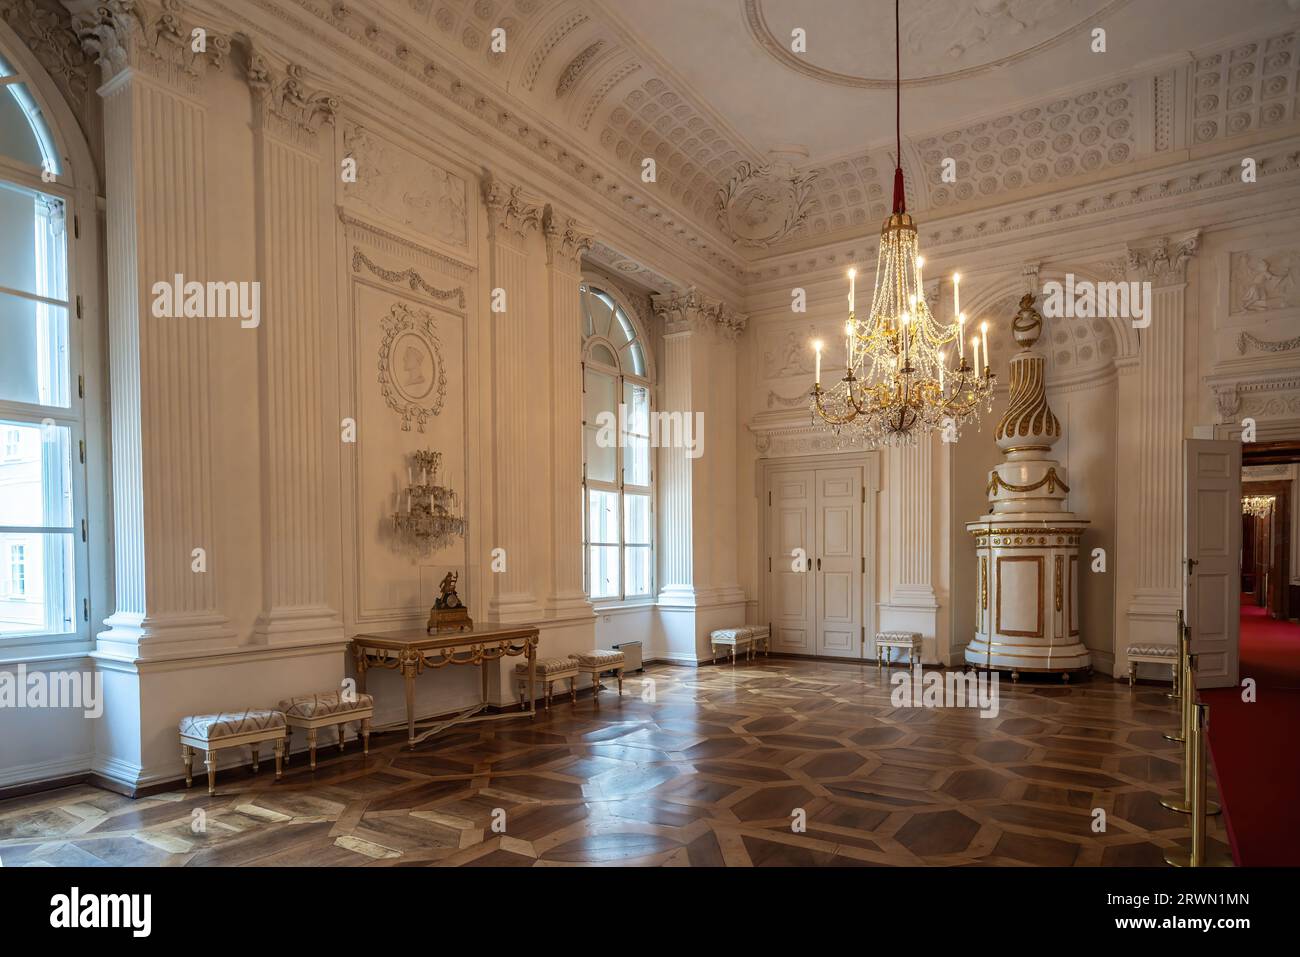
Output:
[
  {"left": 1185, "top": 558, "right": 1198, "bottom": 576},
  {"left": 817, "top": 557, "right": 822, "bottom": 571}
]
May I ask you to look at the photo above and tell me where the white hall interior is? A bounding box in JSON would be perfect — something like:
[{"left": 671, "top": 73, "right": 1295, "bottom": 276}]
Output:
[{"left": 1, "top": 0, "right": 1299, "bottom": 795}]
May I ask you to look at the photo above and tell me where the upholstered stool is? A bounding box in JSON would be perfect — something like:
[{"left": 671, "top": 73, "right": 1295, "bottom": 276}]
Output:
[
  {"left": 876, "top": 631, "right": 922, "bottom": 670},
  {"left": 515, "top": 657, "right": 579, "bottom": 710},
  {"left": 1126, "top": 644, "right": 1178, "bottom": 691},
  {"left": 569, "top": 649, "right": 625, "bottom": 698},
  {"left": 179, "top": 710, "right": 287, "bottom": 796},
  {"left": 710, "top": 627, "right": 752, "bottom": 665},
  {"left": 748, "top": 625, "right": 770, "bottom": 658},
  {"left": 279, "top": 690, "right": 375, "bottom": 771}
]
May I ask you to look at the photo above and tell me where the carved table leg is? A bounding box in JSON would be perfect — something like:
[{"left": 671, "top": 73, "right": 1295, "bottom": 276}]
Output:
[
  {"left": 204, "top": 750, "right": 217, "bottom": 796},
  {"left": 251, "top": 743, "right": 260, "bottom": 775},
  {"left": 361, "top": 718, "right": 371, "bottom": 756},
  {"left": 338, "top": 721, "right": 347, "bottom": 751},
  {"left": 182, "top": 745, "right": 193, "bottom": 788},
  {"left": 274, "top": 739, "right": 284, "bottom": 780},
  {"left": 284, "top": 728, "right": 291, "bottom": 766},
  {"left": 617, "top": 668, "right": 624, "bottom": 696},
  {"left": 308, "top": 727, "right": 318, "bottom": 771}
]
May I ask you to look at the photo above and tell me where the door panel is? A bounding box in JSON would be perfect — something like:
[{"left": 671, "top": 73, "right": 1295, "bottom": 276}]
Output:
[
  {"left": 815, "top": 468, "right": 863, "bottom": 658},
  {"left": 769, "top": 470, "right": 815, "bottom": 654},
  {"left": 1183, "top": 439, "right": 1241, "bottom": 688}
]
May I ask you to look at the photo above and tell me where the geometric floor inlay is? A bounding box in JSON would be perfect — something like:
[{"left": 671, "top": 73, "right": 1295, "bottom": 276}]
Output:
[{"left": 0, "top": 659, "right": 1230, "bottom": 866}]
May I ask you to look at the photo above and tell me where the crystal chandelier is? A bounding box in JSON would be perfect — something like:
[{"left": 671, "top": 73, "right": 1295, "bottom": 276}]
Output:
[
  {"left": 811, "top": 0, "right": 994, "bottom": 445},
  {"left": 392, "top": 449, "right": 467, "bottom": 556},
  {"left": 1242, "top": 495, "right": 1275, "bottom": 519}
]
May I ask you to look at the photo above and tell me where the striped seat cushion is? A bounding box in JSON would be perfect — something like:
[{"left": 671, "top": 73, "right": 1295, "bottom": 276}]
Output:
[
  {"left": 710, "top": 628, "right": 751, "bottom": 643},
  {"left": 515, "top": 657, "right": 579, "bottom": 675},
  {"left": 179, "top": 710, "right": 285, "bottom": 741},
  {"left": 1127, "top": 645, "right": 1177, "bottom": 658},
  {"left": 570, "top": 649, "right": 625, "bottom": 667},
  {"left": 278, "top": 691, "right": 375, "bottom": 719}
]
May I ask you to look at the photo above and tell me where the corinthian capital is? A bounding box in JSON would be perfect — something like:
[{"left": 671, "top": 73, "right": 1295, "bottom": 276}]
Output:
[
  {"left": 1125, "top": 230, "right": 1200, "bottom": 285},
  {"left": 245, "top": 45, "right": 338, "bottom": 148},
  {"left": 652, "top": 286, "right": 748, "bottom": 339},
  {"left": 481, "top": 174, "right": 544, "bottom": 242},
  {"left": 543, "top": 207, "right": 594, "bottom": 272},
  {"left": 72, "top": 0, "right": 230, "bottom": 94}
]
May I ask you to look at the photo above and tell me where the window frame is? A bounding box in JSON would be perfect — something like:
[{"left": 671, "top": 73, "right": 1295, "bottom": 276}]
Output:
[
  {"left": 0, "top": 35, "right": 90, "bottom": 653},
  {"left": 580, "top": 280, "right": 655, "bottom": 605}
]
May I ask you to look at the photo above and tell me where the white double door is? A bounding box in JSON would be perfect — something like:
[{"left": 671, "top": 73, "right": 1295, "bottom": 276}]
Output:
[{"left": 766, "top": 466, "right": 865, "bottom": 658}]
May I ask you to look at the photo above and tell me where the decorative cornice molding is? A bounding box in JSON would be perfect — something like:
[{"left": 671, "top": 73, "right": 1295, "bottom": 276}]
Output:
[
  {"left": 245, "top": 46, "right": 337, "bottom": 149},
  {"left": 1207, "top": 369, "right": 1300, "bottom": 422},
  {"left": 337, "top": 209, "right": 475, "bottom": 282},
  {"left": 73, "top": 0, "right": 230, "bottom": 94},
  {"left": 481, "top": 174, "right": 544, "bottom": 243},
  {"left": 0, "top": 0, "right": 91, "bottom": 107},
  {"left": 653, "top": 286, "right": 748, "bottom": 339},
  {"left": 747, "top": 412, "right": 869, "bottom": 457}
]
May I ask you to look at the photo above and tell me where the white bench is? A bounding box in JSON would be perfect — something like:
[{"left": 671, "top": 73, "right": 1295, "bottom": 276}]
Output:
[
  {"left": 279, "top": 690, "right": 375, "bottom": 771},
  {"left": 515, "top": 656, "right": 579, "bottom": 710},
  {"left": 748, "top": 625, "right": 770, "bottom": 658},
  {"left": 710, "top": 627, "right": 753, "bottom": 665},
  {"left": 1126, "top": 644, "right": 1178, "bottom": 691},
  {"left": 569, "top": 649, "right": 625, "bottom": 698},
  {"left": 876, "top": 631, "right": 922, "bottom": 670},
  {"left": 180, "top": 709, "right": 287, "bottom": 796}
]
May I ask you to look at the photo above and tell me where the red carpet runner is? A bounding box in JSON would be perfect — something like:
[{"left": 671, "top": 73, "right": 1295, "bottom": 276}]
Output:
[{"left": 1201, "top": 599, "right": 1300, "bottom": 866}]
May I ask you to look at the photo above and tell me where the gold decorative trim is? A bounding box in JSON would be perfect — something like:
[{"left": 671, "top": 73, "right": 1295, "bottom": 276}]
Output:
[
  {"left": 1054, "top": 555, "right": 1064, "bottom": 612},
  {"left": 1069, "top": 554, "right": 1080, "bottom": 636},
  {"left": 980, "top": 556, "right": 988, "bottom": 611},
  {"left": 986, "top": 467, "right": 1071, "bottom": 497},
  {"left": 996, "top": 555, "right": 1044, "bottom": 638}
]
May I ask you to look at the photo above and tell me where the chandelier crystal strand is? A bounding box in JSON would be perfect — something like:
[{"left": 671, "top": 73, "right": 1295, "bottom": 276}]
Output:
[
  {"left": 1242, "top": 495, "right": 1275, "bottom": 518},
  {"left": 811, "top": 0, "right": 994, "bottom": 445}
]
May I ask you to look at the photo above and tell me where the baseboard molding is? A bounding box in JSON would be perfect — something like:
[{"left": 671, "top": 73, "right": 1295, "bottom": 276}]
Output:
[{"left": 0, "top": 753, "right": 94, "bottom": 795}]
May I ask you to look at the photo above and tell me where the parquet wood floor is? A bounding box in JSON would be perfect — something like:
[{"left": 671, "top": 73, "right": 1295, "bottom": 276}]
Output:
[{"left": 0, "top": 659, "right": 1230, "bottom": 866}]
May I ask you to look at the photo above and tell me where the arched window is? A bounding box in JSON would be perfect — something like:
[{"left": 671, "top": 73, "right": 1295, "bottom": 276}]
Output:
[
  {"left": 581, "top": 281, "right": 653, "bottom": 601},
  {"left": 0, "top": 42, "right": 82, "bottom": 643}
]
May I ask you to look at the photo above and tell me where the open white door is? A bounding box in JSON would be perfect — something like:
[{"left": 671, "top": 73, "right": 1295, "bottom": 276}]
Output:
[{"left": 1183, "top": 438, "right": 1241, "bottom": 689}]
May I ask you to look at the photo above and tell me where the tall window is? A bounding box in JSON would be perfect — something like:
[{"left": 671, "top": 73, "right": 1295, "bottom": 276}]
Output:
[
  {"left": 581, "top": 282, "right": 653, "bottom": 601},
  {"left": 0, "top": 48, "right": 82, "bottom": 640}
]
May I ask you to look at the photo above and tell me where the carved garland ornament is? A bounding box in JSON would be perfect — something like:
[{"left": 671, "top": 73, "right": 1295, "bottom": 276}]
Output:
[
  {"left": 1237, "top": 331, "right": 1300, "bottom": 355},
  {"left": 377, "top": 303, "right": 447, "bottom": 432},
  {"left": 986, "top": 468, "right": 1071, "bottom": 497},
  {"left": 353, "top": 250, "right": 466, "bottom": 309}
]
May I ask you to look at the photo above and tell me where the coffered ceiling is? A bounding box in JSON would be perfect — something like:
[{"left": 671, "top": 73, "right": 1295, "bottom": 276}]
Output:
[{"left": 349, "top": 0, "right": 1300, "bottom": 262}]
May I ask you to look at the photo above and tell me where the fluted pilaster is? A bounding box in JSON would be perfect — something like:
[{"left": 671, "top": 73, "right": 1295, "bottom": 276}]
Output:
[
  {"left": 483, "top": 174, "right": 544, "bottom": 622},
  {"left": 247, "top": 50, "right": 342, "bottom": 643},
  {"left": 79, "top": 0, "right": 233, "bottom": 654},
  {"left": 544, "top": 207, "right": 594, "bottom": 615},
  {"left": 891, "top": 438, "right": 938, "bottom": 605}
]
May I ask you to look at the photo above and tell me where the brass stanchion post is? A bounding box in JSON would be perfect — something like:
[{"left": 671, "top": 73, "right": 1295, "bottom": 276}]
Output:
[
  {"left": 1165, "top": 702, "right": 1232, "bottom": 867},
  {"left": 1165, "top": 610, "right": 1183, "bottom": 701},
  {"left": 1162, "top": 653, "right": 1221, "bottom": 816},
  {"left": 1163, "top": 622, "right": 1188, "bottom": 743}
]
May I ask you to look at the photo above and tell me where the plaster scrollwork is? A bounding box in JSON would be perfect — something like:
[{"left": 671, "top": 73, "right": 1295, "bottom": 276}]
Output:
[
  {"left": 652, "top": 287, "right": 748, "bottom": 339},
  {"left": 481, "top": 176, "right": 544, "bottom": 241},
  {"left": 716, "top": 156, "right": 819, "bottom": 248},
  {"left": 246, "top": 51, "right": 338, "bottom": 148},
  {"left": 1210, "top": 373, "right": 1300, "bottom": 423},
  {"left": 0, "top": 0, "right": 91, "bottom": 107},
  {"left": 352, "top": 249, "right": 466, "bottom": 310},
  {"left": 1125, "top": 232, "right": 1200, "bottom": 285},
  {"left": 377, "top": 302, "right": 448, "bottom": 433},
  {"left": 556, "top": 40, "right": 605, "bottom": 98},
  {"left": 543, "top": 208, "right": 595, "bottom": 272},
  {"left": 73, "top": 0, "right": 231, "bottom": 93}
]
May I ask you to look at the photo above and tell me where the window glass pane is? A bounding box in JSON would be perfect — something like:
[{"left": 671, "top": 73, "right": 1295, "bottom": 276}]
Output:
[
  {"left": 584, "top": 426, "right": 615, "bottom": 484},
  {"left": 587, "top": 489, "right": 619, "bottom": 545},
  {"left": 579, "top": 285, "right": 594, "bottom": 339},
  {"left": 624, "top": 493, "right": 650, "bottom": 545},
  {"left": 0, "top": 532, "right": 74, "bottom": 636},
  {"left": 0, "top": 82, "right": 55, "bottom": 171},
  {"left": 588, "top": 544, "right": 619, "bottom": 599},
  {"left": 624, "top": 546, "right": 651, "bottom": 597},
  {"left": 0, "top": 289, "right": 70, "bottom": 407},
  {"left": 0, "top": 184, "right": 67, "bottom": 300},
  {"left": 624, "top": 435, "right": 649, "bottom": 486},
  {"left": 624, "top": 381, "right": 650, "bottom": 435},
  {"left": 627, "top": 341, "right": 646, "bottom": 377},
  {"left": 589, "top": 342, "right": 617, "bottom": 367},
  {"left": 0, "top": 419, "right": 72, "bottom": 527},
  {"left": 586, "top": 290, "right": 614, "bottom": 338},
  {"left": 584, "top": 368, "right": 617, "bottom": 483},
  {"left": 613, "top": 306, "right": 635, "bottom": 345}
]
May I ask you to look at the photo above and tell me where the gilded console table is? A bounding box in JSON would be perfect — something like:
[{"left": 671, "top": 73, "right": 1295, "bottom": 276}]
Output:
[{"left": 352, "top": 625, "right": 539, "bottom": 748}]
